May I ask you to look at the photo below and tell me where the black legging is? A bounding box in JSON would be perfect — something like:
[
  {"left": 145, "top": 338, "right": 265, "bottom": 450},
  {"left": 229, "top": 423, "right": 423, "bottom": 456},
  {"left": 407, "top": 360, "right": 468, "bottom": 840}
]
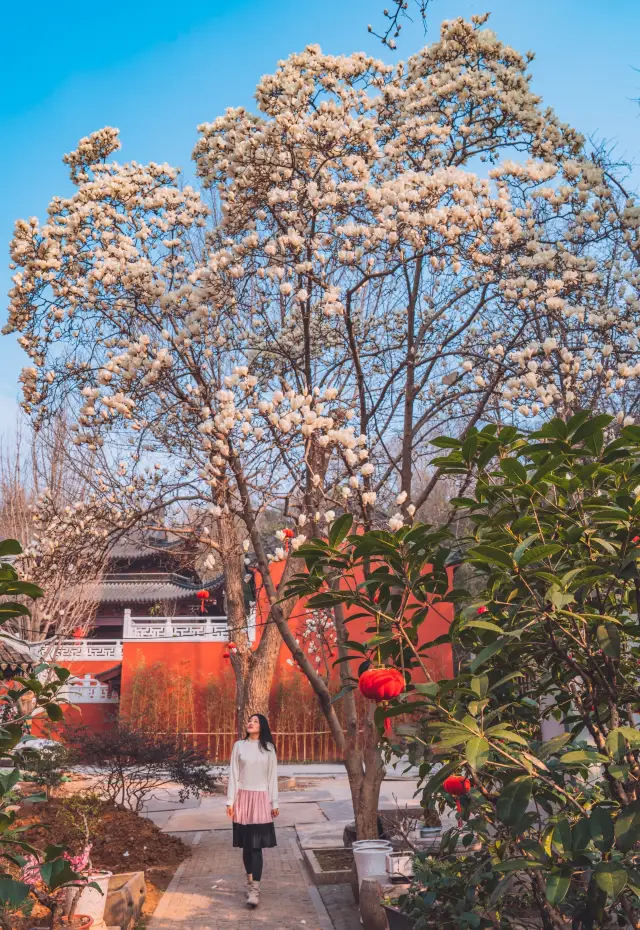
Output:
[{"left": 242, "top": 846, "right": 263, "bottom": 882}]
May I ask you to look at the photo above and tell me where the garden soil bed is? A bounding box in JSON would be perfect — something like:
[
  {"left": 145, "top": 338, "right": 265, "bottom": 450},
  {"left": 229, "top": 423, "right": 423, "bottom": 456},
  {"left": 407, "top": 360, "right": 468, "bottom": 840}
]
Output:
[
  {"left": 314, "top": 848, "right": 354, "bottom": 871},
  {"left": 12, "top": 799, "right": 189, "bottom": 929}
]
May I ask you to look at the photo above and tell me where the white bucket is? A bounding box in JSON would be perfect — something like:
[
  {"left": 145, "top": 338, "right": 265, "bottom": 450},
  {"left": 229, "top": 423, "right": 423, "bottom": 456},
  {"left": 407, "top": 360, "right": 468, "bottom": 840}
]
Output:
[
  {"left": 352, "top": 840, "right": 393, "bottom": 888},
  {"left": 65, "top": 871, "right": 112, "bottom": 928}
]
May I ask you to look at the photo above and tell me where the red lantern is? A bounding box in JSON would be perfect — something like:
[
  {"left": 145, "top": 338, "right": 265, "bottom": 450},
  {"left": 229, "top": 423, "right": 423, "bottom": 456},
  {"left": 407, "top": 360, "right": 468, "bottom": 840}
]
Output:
[
  {"left": 283, "top": 528, "right": 295, "bottom": 539},
  {"left": 358, "top": 667, "right": 405, "bottom": 702},
  {"left": 72, "top": 626, "right": 86, "bottom": 639},
  {"left": 196, "top": 589, "right": 210, "bottom": 614},
  {"left": 223, "top": 651, "right": 230, "bottom": 659},
  {"left": 477, "top": 606, "right": 488, "bottom": 615},
  {"left": 443, "top": 774, "right": 471, "bottom": 814}
]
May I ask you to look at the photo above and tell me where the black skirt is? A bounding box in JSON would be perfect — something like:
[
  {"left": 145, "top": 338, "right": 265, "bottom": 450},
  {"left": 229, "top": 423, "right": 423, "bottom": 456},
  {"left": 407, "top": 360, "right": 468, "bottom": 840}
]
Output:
[{"left": 233, "top": 821, "right": 277, "bottom": 850}]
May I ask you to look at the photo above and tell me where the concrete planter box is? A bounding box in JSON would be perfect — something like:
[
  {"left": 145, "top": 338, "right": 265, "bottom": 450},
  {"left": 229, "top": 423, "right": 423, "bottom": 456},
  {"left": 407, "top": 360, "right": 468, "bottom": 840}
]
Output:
[
  {"left": 104, "top": 871, "right": 146, "bottom": 930},
  {"left": 383, "top": 903, "right": 416, "bottom": 930},
  {"left": 303, "top": 847, "right": 354, "bottom": 886}
]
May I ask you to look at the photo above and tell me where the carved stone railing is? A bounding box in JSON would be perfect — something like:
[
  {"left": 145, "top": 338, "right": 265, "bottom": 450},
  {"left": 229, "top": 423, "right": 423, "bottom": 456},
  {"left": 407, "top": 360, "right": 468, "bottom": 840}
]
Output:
[
  {"left": 123, "top": 610, "right": 229, "bottom": 641},
  {"left": 31, "top": 606, "right": 257, "bottom": 662},
  {"left": 60, "top": 673, "right": 119, "bottom": 704},
  {"left": 34, "top": 639, "right": 124, "bottom": 662}
]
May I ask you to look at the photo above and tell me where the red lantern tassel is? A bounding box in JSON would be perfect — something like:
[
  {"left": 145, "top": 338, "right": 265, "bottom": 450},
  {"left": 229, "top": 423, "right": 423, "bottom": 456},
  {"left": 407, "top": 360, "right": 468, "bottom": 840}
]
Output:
[{"left": 384, "top": 717, "right": 392, "bottom": 736}]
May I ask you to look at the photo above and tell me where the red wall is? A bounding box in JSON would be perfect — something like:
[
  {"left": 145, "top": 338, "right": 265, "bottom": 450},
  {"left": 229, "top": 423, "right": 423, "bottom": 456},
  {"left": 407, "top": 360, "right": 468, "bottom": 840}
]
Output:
[{"left": 256, "top": 558, "right": 454, "bottom": 683}]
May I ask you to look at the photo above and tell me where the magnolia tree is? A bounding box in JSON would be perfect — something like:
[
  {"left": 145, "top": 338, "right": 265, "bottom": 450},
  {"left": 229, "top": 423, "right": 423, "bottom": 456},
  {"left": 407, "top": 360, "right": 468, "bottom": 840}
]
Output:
[
  {"left": 0, "top": 419, "right": 115, "bottom": 645},
  {"left": 5, "top": 17, "right": 640, "bottom": 834}
]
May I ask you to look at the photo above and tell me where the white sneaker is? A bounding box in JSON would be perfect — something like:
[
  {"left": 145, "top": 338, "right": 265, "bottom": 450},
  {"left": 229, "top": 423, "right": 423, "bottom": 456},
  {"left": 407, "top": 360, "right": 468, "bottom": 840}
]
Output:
[
  {"left": 247, "top": 883, "right": 260, "bottom": 908},
  {"left": 245, "top": 878, "right": 253, "bottom": 903}
]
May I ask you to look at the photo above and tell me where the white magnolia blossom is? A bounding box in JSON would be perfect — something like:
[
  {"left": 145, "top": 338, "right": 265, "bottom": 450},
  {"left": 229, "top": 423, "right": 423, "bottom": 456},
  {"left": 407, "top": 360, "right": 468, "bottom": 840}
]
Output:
[{"left": 4, "top": 15, "right": 639, "bottom": 598}]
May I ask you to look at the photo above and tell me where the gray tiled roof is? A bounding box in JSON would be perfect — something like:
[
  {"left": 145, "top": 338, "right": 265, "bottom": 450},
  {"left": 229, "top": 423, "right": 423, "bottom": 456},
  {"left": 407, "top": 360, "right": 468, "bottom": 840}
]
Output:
[
  {"left": 87, "top": 572, "right": 224, "bottom": 604},
  {"left": 87, "top": 581, "right": 196, "bottom": 603}
]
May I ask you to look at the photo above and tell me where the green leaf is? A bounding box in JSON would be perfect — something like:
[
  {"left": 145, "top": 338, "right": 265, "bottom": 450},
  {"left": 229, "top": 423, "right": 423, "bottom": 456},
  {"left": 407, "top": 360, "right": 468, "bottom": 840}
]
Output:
[
  {"left": 571, "top": 414, "right": 613, "bottom": 444},
  {"left": 546, "top": 870, "right": 571, "bottom": 906},
  {"left": 513, "top": 534, "right": 539, "bottom": 564},
  {"left": 0, "top": 877, "right": 31, "bottom": 906},
  {"left": 626, "top": 869, "right": 640, "bottom": 897},
  {"left": 467, "top": 546, "right": 513, "bottom": 569},
  {"left": 597, "top": 623, "right": 621, "bottom": 659},
  {"left": 414, "top": 682, "right": 439, "bottom": 698},
  {"left": 39, "top": 857, "right": 78, "bottom": 890},
  {"left": 497, "top": 776, "right": 533, "bottom": 826},
  {"left": 551, "top": 818, "right": 572, "bottom": 857},
  {"left": 494, "top": 858, "right": 545, "bottom": 873},
  {"left": 609, "top": 764, "right": 630, "bottom": 780},
  {"left": 0, "top": 539, "right": 22, "bottom": 558},
  {"left": 470, "top": 639, "right": 505, "bottom": 673},
  {"left": 589, "top": 807, "right": 614, "bottom": 853},
  {"left": 518, "top": 544, "right": 563, "bottom": 568},
  {"left": 464, "top": 620, "right": 504, "bottom": 634},
  {"left": 500, "top": 458, "right": 528, "bottom": 484},
  {"left": 465, "top": 736, "right": 490, "bottom": 772},
  {"left": 615, "top": 799, "right": 640, "bottom": 853},
  {"left": 593, "top": 862, "right": 627, "bottom": 899},
  {"left": 486, "top": 727, "right": 529, "bottom": 747},
  {"left": 560, "top": 750, "right": 608, "bottom": 765},
  {"left": 0, "top": 603, "right": 31, "bottom": 620},
  {"left": 328, "top": 513, "right": 353, "bottom": 548},
  {"left": 470, "top": 676, "right": 489, "bottom": 698},
  {"left": 572, "top": 817, "right": 592, "bottom": 854},
  {"left": 43, "top": 703, "right": 64, "bottom": 722},
  {"left": 539, "top": 733, "right": 571, "bottom": 760},
  {"left": 329, "top": 685, "right": 356, "bottom": 705}
]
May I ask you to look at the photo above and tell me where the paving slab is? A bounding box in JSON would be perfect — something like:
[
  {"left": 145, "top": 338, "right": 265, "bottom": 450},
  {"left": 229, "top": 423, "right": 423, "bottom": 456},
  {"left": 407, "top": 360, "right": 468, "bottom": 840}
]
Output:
[
  {"left": 296, "top": 822, "right": 352, "bottom": 850},
  {"left": 144, "top": 811, "right": 173, "bottom": 829},
  {"left": 162, "top": 801, "right": 326, "bottom": 833},
  {"left": 146, "top": 827, "right": 331, "bottom": 930},
  {"left": 142, "top": 796, "right": 202, "bottom": 812},
  {"left": 318, "top": 800, "right": 354, "bottom": 822},
  {"left": 279, "top": 789, "right": 335, "bottom": 803},
  {"left": 319, "top": 885, "right": 360, "bottom": 930}
]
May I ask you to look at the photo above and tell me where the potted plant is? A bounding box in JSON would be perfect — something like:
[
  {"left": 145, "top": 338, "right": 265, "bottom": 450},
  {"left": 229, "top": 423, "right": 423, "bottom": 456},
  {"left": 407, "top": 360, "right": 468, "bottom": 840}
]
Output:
[
  {"left": 20, "top": 845, "right": 98, "bottom": 929},
  {"left": 419, "top": 807, "right": 441, "bottom": 840},
  {"left": 62, "top": 845, "right": 111, "bottom": 929},
  {"left": 381, "top": 899, "right": 416, "bottom": 930}
]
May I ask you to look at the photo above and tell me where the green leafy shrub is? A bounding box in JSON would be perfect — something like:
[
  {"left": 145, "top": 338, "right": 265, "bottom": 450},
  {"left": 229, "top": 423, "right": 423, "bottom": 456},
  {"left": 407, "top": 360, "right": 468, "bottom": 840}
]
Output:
[
  {"left": 0, "top": 539, "right": 75, "bottom": 915},
  {"left": 288, "top": 414, "right": 640, "bottom": 929},
  {"left": 21, "top": 742, "right": 70, "bottom": 799}
]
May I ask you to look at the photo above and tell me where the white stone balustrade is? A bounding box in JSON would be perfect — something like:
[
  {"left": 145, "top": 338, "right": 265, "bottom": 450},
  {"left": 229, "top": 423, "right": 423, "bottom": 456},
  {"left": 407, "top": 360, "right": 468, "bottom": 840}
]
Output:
[
  {"left": 122, "top": 609, "right": 229, "bottom": 640},
  {"left": 31, "top": 606, "right": 258, "bottom": 662},
  {"left": 61, "top": 674, "right": 119, "bottom": 704},
  {"left": 34, "top": 639, "right": 124, "bottom": 662}
]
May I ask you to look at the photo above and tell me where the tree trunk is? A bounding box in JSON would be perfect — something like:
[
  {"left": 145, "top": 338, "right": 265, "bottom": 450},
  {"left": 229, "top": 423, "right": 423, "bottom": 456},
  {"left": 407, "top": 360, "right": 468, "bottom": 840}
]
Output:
[
  {"left": 231, "top": 455, "right": 387, "bottom": 837},
  {"left": 217, "top": 508, "right": 285, "bottom": 735},
  {"left": 335, "top": 600, "right": 386, "bottom": 839}
]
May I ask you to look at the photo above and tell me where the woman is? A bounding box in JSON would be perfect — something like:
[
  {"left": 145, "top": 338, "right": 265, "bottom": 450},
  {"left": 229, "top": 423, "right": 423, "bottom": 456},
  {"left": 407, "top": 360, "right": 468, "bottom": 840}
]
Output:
[{"left": 227, "top": 713, "right": 279, "bottom": 908}]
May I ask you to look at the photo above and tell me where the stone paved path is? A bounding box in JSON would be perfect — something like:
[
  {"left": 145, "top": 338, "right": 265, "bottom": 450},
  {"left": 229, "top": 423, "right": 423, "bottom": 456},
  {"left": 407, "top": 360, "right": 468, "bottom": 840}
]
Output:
[{"left": 147, "top": 828, "right": 333, "bottom": 930}]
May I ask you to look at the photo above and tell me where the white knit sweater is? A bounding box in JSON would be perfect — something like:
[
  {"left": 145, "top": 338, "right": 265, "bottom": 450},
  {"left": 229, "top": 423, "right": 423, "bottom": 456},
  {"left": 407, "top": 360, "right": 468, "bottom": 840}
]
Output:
[{"left": 227, "top": 738, "right": 279, "bottom": 808}]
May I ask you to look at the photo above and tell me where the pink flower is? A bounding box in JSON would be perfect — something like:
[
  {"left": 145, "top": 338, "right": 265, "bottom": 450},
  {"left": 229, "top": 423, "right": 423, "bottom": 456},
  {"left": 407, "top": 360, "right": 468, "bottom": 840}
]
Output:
[
  {"left": 63, "top": 843, "right": 92, "bottom": 873},
  {"left": 21, "top": 854, "right": 42, "bottom": 886}
]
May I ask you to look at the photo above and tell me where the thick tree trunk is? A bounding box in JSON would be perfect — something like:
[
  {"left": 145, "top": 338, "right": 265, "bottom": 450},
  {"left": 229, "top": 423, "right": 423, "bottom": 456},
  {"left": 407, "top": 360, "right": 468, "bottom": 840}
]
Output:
[
  {"left": 334, "top": 602, "right": 386, "bottom": 839},
  {"left": 217, "top": 508, "right": 287, "bottom": 736},
  {"left": 230, "top": 455, "right": 387, "bottom": 837}
]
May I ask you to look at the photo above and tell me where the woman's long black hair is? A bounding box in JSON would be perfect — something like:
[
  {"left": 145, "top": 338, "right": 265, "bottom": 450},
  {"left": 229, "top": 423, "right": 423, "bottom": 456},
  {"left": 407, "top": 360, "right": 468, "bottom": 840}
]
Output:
[{"left": 245, "top": 713, "right": 276, "bottom": 753}]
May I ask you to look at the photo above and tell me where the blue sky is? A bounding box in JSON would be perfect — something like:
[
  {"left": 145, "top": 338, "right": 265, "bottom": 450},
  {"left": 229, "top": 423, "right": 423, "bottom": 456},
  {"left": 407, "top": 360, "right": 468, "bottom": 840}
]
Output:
[{"left": 1, "top": 0, "right": 639, "bottom": 430}]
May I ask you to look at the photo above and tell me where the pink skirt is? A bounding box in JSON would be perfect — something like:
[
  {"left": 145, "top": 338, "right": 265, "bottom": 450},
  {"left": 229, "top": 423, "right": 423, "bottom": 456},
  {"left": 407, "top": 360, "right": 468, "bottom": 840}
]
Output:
[{"left": 233, "top": 789, "right": 273, "bottom": 825}]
